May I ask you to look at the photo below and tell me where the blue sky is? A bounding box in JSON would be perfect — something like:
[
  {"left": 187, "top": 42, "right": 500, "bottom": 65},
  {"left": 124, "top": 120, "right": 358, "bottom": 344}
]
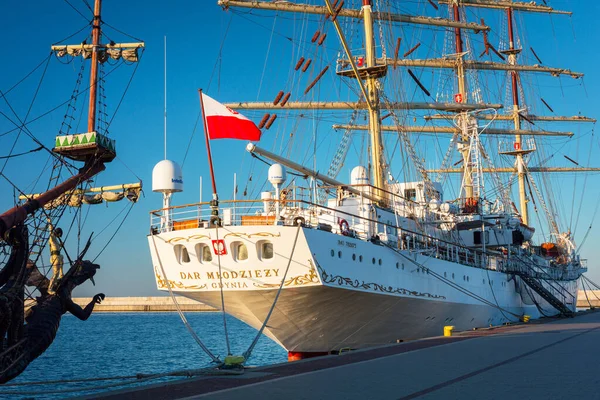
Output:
[{"left": 1, "top": 0, "right": 600, "bottom": 297}]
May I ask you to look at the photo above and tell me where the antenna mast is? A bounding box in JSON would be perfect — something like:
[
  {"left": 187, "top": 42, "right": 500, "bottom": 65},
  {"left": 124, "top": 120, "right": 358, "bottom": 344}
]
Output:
[{"left": 164, "top": 35, "right": 167, "bottom": 160}]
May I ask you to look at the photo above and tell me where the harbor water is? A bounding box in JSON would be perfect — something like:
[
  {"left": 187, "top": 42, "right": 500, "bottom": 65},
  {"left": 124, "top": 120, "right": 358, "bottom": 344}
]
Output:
[{"left": 4, "top": 312, "right": 287, "bottom": 399}]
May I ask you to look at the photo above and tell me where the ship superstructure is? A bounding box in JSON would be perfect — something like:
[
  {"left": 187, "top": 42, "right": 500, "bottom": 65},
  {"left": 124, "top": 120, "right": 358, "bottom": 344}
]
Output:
[{"left": 148, "top": 0, "right": 595, "bottom": 360}]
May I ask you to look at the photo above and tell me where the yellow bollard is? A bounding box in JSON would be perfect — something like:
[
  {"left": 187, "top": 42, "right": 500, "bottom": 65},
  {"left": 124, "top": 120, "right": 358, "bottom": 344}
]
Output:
[
  {"left": 444, "top": 326, "right": 454, "bottom": 337},
  {"left": 522, "top": 315, "right": 530, "bottom": 323}
]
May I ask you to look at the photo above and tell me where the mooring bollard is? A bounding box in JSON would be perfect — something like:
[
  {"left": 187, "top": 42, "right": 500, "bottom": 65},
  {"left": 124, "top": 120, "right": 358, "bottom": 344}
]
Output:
[{"left": 444, "top": 326, "right": 454, "bottom": 337}]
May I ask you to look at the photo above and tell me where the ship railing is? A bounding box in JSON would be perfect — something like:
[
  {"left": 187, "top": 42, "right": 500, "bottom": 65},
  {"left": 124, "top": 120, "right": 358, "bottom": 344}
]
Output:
[
  {"left": 149, "top": 198, "right": 505, "bottom": 271},
  {"left": 149, "top": 198, "right": 575, "bottom": 281}
]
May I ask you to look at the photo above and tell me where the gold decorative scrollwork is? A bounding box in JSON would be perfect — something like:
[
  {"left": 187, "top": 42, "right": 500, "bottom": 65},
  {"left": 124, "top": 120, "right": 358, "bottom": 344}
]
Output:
[
  {"left": 253, "top": 260, "right": 320, "bottom": 288},
  {"left": 165, "top": 237, "right": 187, "bottom": 243},
  {"left": 317, "top": 264, "right": 446, "bottom": 300},
  {"left": 248, "top": 232, "right": 281, "bottom": 238},
  {"left": 154, "top": 267, "right": 207, "bottom": 290},
  {"left": 187, "top": 234, "right": 210, "bottom": 241},
  {"left": 224, "top": 232, "right": 281, "bottom": 239}
]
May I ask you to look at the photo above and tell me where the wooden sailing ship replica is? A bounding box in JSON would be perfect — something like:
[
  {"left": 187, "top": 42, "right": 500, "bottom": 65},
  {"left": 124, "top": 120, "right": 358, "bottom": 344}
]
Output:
[
  {"left": 148, "top": 0, "right": 596, "bottom": 361},
  {"left": 0, "top": 0, "right": 143, "bottom": 381}
]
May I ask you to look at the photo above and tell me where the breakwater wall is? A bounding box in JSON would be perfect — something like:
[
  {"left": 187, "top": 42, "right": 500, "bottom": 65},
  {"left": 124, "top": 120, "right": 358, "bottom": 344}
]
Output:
[
  {"left": 578, "top": 290, "right": 600, "bottom": 308},
  {"left": 22, "top": 291, "right": 599, "bottom": 311},
  {"left": 25, "top": 296, "right": 217, "bottom": 312}
]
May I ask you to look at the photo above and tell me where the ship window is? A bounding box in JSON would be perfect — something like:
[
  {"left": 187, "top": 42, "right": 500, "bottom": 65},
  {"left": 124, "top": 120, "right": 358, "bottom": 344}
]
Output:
[
  {"left": 203, "top": 246, "right": 212, "bottom": 262},
  {"left": 404, "top": 188, "right": 417, "bottom": 201},
  {"left": 195, "top": 244, "right": 212, "bottom": 263},
  {"left": 378, "top": 259, "right": 382, "bottom": 266},
  {"left": 359, "top": 255, "right": 363, "bottom": 262},
  {"left": 331, "top": 250, "right": 335, "bottom": 257},
  {"left": 396, "top": 262, "right": 399, "bottom": 269},
  {"left": 257, "top": 241, "right": 273, "bottom": 260},
  {"left": 372, "top": 258, "right": 376, "bottom": 265},
  {"left": 231, "top": 241, "right": 248, "bottom": 262},
  {"left": 352, "top": 254, "right": 356, "bottom": 261},
  {"left": 262, "top": 242, "right": 273, "bottom": 259},
  {"left": 174, "top": 244, "right": 190, "bottom": 264},
  {"left": 338, "top": 251, "right": 342, "bottom": 258}
]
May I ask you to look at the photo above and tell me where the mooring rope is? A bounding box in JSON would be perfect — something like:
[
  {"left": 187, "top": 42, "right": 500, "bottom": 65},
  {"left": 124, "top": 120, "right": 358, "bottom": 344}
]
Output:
[
  {"left": 214, "top": 223, "right": 232, "bottom": 356},
  {"left": 0, "top": 366, "right": 242, "bottom": 396},
  {"left": 150, "top": 235, "right": 221, "bottom": 363},
  {"left": 243, "top": 224, "right": 302, "bottom": 361}
]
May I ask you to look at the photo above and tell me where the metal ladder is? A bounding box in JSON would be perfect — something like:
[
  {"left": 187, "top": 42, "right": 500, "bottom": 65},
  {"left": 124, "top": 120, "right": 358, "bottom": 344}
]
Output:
[{"left": 514, "top": 271, "right": 574, "bottom": 317}]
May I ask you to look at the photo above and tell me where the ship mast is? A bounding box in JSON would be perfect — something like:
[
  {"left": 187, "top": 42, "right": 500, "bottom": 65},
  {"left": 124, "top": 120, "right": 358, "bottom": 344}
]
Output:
[
  {"left": 451, "top": 3, "right": 474, "bottom": 201},
  {"left": 506, "top": 6, "right": 529, "bottom": 225},
  {"left": 88, "top": 0, "right": 102, "bottom": 133},
  {"left": 362, "top": 0, "right": 385, "bottom": 198}
]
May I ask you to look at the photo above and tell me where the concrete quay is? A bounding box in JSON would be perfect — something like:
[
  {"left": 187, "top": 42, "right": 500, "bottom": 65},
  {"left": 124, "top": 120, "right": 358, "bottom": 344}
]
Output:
[{"left": 87, "top": 309, "right": 600, "bottom": 400}]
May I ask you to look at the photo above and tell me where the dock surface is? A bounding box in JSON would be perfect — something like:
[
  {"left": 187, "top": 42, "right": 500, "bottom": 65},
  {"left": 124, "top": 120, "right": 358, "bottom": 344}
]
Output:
[{"left": 87, "top": 309, "right": 600, "bottom": 399}]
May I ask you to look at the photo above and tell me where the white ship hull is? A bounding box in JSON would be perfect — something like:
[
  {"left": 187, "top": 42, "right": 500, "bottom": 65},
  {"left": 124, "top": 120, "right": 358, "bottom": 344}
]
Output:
[{"left": 148, "top": 225, "right": 578, "bottom": 352}]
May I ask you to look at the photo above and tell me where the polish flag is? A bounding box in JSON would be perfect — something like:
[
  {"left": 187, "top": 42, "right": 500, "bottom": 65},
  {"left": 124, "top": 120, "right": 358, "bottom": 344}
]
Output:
[{"left": 201, "top": 92, "right": 261, "bottom": 141}]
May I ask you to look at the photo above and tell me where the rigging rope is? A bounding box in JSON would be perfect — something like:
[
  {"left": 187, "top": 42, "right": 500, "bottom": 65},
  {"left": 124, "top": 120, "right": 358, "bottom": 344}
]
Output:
[{"left": 0, "top": 146, "right": 44, "bottom": 159}]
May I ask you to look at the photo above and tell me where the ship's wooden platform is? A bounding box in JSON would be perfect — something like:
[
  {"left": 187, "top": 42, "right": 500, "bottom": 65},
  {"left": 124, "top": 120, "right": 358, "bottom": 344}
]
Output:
[{"left": 85, "top": 309, "right": 600, "bottom": 400}]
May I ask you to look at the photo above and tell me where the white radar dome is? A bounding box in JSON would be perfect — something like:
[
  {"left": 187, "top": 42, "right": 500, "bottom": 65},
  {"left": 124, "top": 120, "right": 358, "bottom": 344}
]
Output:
[
  {"left": 268, "top": 164, "right": 287, "bottom": 186},
  {"left": 152, "top": 159, "right": 184, "bottom": 193},
  {"left": 429, "top": 199, "right": 440, "bottom": 211},
  {"left": 350, "top": 166, "right": 369, "bottom": 186}
]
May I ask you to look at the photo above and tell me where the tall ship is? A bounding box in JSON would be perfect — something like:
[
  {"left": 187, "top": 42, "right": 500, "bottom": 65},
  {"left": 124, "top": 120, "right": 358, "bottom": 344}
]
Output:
[
  {"left": 148, "top": 0, "right": 596, "bottom": 360},
  {"left": 0, "top": 0, "right": 143, "bottom": 381}
]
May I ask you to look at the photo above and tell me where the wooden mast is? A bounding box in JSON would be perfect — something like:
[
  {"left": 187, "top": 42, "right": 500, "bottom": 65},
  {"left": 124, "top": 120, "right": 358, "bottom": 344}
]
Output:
[
  {"left": 88, "top": 0, "right": 102, "bottom": 133},
  {"left": 452, "top": 3, "right": 473, "bottom": 201},
  {"left": 362, "top": 0, "right": 385, "bottom": 200},
  {"left": 506, "top": 6, "right": 529, "bottom": 225}
]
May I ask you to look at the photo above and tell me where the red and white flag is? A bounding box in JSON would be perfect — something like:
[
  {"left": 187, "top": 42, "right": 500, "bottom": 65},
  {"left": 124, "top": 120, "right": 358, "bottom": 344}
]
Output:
[{"left": 201, "top": 92, "right": 261, "bottom": 141}]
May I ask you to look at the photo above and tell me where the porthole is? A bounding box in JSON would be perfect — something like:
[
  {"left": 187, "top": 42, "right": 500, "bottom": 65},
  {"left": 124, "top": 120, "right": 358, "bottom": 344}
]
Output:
[
  {"left": 372, "top": 258, "right": 376, "bottom": 265},
  {"left": 452, "top": 273, "right": 455, "bottom": 279},
  {"left": 467, "top": 276, "right": 470, "bottom": 282},
  {"left": 378, "top": 259, "right": 382, "bottom": 266},
  {"left": 331, "top": 250, "right": 335, "bottom": 257},
  {"left": 352, "top": 254, "right": 356, "bottom": 261},
  {"left": 231, "top": 241, "right": 248, "bottom": 262},
  {"left": 444, "top": 272, "right": 447, "bottom": 278},
  {"left": 338, "top": 251, "right": 342, "bottom": 258},
  {"left": 396, "top": 262, "right": 399, "bottom": 269},
  {"left": 237, "top": 243, "right": 248, "bottom": 261},
  {"left": 174, "top": 244, "right": 190, "bottom": 264},
  {"left": 402, "top": 263, "right": 405, "bottom": 270},
  {"left": 359, "top": 255, "right": 363, "bottom": 262},
  {"left": 260, "top": 242, "right": 273, "bottom": 260},
  {"left": 195, "top": 243, "right": 212, "bottom": 263}
]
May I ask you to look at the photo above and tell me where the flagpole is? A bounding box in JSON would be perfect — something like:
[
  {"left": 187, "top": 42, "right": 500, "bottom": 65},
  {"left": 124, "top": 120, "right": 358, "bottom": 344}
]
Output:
[{"left": 198, "top": 89, "right": 220, "bottom": 225}]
